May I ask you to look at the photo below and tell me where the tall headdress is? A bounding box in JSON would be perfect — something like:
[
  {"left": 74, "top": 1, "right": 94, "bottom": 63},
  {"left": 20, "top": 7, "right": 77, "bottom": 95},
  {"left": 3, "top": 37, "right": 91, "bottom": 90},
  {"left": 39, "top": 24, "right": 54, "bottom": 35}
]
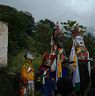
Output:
[
  {"left": 71, "top": 25, "right": 86, "bottom": 38},
  {"left": 53, "top": 22, "right": 61, "bottom": 38},
  {"left": 51, "top": 22, "right": 61, "bottom": 53}
]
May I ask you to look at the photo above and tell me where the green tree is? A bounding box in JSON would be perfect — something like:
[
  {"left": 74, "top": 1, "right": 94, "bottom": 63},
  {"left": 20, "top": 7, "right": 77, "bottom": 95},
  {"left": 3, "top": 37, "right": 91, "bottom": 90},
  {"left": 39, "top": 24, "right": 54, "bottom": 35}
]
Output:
[
  {"left": 0, "top": 5, "right": 35, "bottom": 55},
  {"left": 33, "top": 19, "right": 55, "bottom": 54},
  {"left": 84, "top": 33, "right": 95, "bottom": 59}
]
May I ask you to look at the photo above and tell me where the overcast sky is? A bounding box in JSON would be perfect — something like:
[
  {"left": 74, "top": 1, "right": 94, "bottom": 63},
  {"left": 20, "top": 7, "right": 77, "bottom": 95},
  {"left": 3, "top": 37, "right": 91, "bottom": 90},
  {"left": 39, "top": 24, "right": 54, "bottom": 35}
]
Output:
[{"left": 0, "top": 0, "right": 95, "bottom": 30}]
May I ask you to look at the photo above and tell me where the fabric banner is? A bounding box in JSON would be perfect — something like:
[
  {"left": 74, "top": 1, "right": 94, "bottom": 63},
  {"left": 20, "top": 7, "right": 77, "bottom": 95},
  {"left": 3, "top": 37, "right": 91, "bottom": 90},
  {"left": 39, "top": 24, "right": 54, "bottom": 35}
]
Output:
[
  {"left": 69, "top": 46, "right": 80, "bottom": 86},
  {"left": 57, "top": 61, "right": 62, "bottom": 78}
]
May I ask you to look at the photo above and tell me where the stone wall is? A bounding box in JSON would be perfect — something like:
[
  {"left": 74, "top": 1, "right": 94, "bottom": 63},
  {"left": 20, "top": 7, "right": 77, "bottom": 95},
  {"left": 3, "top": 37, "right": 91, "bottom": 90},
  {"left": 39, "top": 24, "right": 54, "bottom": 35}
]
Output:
[{"left": 0, "top": 21, "right": 8, "bottom": 67}]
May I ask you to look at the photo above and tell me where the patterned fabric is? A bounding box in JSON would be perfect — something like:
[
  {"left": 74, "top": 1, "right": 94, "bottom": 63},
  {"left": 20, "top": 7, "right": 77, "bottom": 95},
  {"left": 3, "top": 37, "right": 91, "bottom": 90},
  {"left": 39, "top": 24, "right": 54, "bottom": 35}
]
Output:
[
  {"left": 76, "top": 47, "right": 88, "bottom": 60},
  {"left": 57, "top": 48, "right": 66, "bottom": 78}
]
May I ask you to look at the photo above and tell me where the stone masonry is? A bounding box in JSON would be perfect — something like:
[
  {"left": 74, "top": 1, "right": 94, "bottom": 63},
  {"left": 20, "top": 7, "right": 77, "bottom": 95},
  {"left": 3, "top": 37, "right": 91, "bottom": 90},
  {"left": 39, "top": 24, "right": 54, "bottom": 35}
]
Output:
[{"left": 0, "top": 21, "right": 8, "bottom": 67}]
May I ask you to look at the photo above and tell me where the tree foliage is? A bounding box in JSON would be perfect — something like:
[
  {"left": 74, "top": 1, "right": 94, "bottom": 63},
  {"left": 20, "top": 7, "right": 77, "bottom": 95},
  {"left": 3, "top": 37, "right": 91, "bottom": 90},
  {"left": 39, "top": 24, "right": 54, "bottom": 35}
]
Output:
[
  {"left": 84, "top": 33, "right": 95, "bottom": 59},
  {"left": 33, "top": 19, "right": 55, "bottom": 54},
  {"left": 0, "top": 5, "right": 35, "bottom": 55},
  {"left": 0, "top": 5, "right": 55, "bottom": 73}
]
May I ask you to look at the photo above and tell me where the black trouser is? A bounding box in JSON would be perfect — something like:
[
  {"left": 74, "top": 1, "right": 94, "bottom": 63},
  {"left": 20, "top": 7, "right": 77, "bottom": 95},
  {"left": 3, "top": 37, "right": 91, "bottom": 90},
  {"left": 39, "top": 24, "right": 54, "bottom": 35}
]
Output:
[{"left": 78, "top": 61, "right": 90, "bottom": 95}]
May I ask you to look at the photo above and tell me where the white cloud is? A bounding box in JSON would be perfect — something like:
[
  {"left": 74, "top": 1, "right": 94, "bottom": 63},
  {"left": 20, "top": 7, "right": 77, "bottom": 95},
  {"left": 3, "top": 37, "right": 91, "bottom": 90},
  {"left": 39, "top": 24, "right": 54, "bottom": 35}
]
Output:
[{"left": 0, "top": 0, "right": 95, "bottom": 28}]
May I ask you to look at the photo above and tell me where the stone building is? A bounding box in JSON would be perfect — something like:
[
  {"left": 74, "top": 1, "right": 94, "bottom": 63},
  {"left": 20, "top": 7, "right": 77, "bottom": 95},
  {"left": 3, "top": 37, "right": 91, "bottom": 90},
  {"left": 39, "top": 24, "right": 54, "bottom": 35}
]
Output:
[{"left": 0, "top": 21, "right": 8, "bottom": 67}]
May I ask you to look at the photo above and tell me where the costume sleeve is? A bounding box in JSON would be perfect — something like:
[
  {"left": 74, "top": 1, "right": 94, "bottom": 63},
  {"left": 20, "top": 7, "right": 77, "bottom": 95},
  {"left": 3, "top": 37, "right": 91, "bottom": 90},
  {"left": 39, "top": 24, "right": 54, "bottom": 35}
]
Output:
[{"left": 21, "top": 65, "right": 27, "bottom": 79}]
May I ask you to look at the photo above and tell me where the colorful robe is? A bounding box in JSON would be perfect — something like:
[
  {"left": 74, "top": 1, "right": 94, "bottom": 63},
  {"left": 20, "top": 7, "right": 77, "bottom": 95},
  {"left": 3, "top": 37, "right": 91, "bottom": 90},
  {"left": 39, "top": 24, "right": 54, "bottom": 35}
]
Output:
[{"left": 70, "top": 46, "right": 90, "bottom": 94}]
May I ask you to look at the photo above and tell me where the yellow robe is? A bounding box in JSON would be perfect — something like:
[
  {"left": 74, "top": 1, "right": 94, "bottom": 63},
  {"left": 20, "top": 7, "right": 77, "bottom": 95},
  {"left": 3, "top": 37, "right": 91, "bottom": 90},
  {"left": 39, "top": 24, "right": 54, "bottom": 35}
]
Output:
[{"left": 21, "top": 62, "right": 34, "bottom": 81}]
